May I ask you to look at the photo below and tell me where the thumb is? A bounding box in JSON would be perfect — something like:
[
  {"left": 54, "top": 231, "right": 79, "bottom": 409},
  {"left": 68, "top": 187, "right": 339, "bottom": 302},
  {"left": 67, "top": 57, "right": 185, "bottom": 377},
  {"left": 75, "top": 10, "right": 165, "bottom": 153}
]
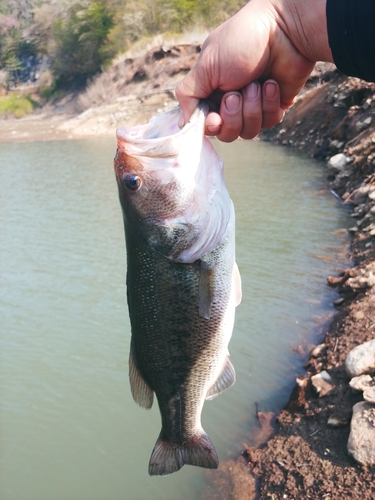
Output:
[{"left": 175, "top": 65, "right": 214, "bottom": 127}]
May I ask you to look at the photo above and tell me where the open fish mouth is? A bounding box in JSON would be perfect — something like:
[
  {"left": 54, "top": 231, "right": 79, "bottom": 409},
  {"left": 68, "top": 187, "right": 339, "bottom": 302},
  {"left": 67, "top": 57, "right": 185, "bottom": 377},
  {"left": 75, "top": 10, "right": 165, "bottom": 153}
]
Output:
[{"left": 116, "top": 103, "right": 208, "bottom": 143}]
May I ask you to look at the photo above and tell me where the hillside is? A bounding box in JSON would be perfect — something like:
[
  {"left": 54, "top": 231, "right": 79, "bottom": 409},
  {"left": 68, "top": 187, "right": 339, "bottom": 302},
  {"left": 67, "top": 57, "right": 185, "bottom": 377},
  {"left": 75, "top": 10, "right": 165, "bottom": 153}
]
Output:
[{"left": 0, "top": 40, "right": 200, "bottom": 141}]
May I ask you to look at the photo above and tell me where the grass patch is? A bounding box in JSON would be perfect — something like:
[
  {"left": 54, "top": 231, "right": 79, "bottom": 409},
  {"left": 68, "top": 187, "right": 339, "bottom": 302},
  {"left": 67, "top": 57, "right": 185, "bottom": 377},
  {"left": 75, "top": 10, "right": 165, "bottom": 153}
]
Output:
[{"left": 0, "top": 94, "right": 36, "bottom": 118}]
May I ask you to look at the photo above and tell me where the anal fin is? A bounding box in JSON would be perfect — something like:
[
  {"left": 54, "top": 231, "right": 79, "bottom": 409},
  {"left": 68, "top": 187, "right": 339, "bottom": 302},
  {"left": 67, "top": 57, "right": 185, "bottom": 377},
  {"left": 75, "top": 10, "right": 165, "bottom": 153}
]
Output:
[
  {"left": 206, "top": 355, "right": 236, "bottom": 400},
  {"left": 129, "top": 341, "right": 154, "bottom": 409}
]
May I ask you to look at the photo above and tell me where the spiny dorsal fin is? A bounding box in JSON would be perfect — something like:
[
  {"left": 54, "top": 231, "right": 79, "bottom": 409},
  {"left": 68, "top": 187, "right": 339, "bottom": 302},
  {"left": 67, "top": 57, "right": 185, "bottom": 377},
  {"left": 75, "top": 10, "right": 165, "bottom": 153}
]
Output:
[
  {"left": 129, "top": 342, "right": 154, "bottom": 409},
  {"left": 206, "top": 355, "right": 236, "bottom": 400}
]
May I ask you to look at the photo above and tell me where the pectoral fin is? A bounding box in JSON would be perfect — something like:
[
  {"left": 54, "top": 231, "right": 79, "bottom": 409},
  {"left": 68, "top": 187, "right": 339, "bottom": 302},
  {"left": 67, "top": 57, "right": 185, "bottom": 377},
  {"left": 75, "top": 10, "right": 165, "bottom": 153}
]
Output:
[
  {"left": 129, "top": 342, "right": 154, "bottom": 409},
  {"left": 206, "top": 355, "right": 236, "bottom": 400},
  {"left": 198, "top": 262, "right": 215, "bottom": 320}
]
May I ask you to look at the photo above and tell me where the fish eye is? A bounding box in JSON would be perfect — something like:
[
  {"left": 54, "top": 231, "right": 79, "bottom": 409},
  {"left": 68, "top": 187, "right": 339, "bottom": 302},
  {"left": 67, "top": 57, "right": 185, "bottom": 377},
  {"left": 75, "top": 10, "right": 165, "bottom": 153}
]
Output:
[{"left": 124, "top": 174, "right": 142, "bottom": 191}]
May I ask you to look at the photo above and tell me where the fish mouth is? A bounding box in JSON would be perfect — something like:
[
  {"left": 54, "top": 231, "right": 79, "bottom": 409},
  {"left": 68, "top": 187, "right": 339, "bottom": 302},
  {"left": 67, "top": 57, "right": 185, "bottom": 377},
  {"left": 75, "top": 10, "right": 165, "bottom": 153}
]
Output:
[{"left": 116, "top": 102, "right": 208, "bottom": 146}]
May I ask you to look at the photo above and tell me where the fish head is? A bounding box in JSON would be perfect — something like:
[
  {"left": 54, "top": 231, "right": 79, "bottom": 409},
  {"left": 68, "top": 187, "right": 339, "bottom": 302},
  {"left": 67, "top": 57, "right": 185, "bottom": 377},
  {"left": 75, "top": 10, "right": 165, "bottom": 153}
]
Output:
[{"left": 114, "top": 103, "right": 231, "bottom": 262}]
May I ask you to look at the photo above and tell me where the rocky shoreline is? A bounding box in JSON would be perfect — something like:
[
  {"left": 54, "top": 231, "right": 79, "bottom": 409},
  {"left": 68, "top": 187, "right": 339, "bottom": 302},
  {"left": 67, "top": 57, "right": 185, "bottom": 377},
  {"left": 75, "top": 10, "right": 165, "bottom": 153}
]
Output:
[
  {"left": 2, "top": 45, "right": 375, "bottom": 499},
  {"left": 202, "top": 67, "right": 375, "bottom": 499}
]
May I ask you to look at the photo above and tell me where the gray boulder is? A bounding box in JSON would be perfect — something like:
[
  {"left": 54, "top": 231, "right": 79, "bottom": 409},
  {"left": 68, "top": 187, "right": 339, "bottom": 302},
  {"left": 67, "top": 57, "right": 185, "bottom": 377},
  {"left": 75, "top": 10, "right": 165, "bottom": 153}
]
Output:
[
  {"left": 345, "top": 339, "right": 375, "bottom": 378},
  {"left": 347, "top": 401, "right": 375, "bottom": 465}
]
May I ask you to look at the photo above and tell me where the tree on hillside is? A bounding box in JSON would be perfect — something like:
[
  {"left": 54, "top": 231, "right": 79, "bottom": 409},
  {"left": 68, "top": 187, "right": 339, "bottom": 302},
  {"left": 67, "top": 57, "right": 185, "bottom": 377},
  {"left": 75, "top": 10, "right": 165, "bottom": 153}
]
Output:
[{"left": 51, "top": 0, "right": 114, "bottom": 88}]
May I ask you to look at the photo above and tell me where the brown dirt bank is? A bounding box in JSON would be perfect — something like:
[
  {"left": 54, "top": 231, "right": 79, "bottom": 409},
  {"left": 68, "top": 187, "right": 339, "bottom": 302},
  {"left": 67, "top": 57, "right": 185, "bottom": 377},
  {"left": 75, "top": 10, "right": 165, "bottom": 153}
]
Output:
[{"left": 203, "top": 67, "right": 375, "bottom": 499}]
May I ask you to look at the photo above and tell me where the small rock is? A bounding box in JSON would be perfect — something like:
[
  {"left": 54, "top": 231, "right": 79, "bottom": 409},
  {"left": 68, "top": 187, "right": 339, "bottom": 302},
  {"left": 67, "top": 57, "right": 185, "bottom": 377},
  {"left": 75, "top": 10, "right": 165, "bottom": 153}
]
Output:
[
  {"left": 345, "top": 339, "right": 375, "bottom": 378},
  {"left": 367, "top": 273, "right": 375, "bottom": 287},
  {"left": 311, "top": 371, "right": 334, "bottom": 397},
  {"left": 348, "top": 186, "right": 371, "bottom": 205},
  {"left": 364, "top": 116, "right": 373, "bottom": 127},
  {"left": 364, "top": 387, "right": 375, "bottom": 403},
  {"left": 333, "top": 297, "right": 344, "bottom": 306},
  {"left": 328, "top": 153, "right": 347, "bottom": 170},
  {"left": 356, "top": 121, "right": 364, "bottom": 132},
  {"left": 327, "top": 414, "right": 349, "bottom": 427},
  {"left": 362, "top": 98, "right": 372, "bottom": 110},
  {"left": 310, "top": 343, "right": 326, "bottom": 358},
  {"left": 355, "top": 117, "right": 372, "bottom": 132},
  {"left": 349, "top": 374, "right": 374, "bottom": 392},
  {"left": 348, "top": 402, "right": 375, "bottom": 466},
  {"left": 354, "top": 310, "right": 365, "bottom": 320},
  {"left": 328, "top": 273, "right": 349, "bottom": 287}
]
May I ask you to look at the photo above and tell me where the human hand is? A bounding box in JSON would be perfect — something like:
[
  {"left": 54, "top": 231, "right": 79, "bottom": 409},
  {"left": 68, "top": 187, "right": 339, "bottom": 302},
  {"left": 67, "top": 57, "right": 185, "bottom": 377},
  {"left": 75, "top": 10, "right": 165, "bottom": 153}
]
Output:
[
  {"left": 201, "top": 80, "right": 285, "bottom": 142},
  {"left": 176, "top": 0, "right": 331, "bottom": 142}
]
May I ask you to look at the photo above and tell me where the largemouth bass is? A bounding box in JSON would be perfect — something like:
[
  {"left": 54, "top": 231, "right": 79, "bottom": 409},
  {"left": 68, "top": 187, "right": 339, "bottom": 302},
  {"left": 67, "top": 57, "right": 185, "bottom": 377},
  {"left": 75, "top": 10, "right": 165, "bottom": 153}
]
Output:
[{"left": 114, "top": 103, "right": 241, "bottom": 476}]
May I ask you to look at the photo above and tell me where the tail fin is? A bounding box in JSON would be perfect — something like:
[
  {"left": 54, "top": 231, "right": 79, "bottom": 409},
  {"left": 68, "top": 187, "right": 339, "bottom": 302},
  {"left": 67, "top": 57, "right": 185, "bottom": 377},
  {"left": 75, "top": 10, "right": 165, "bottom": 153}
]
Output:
[{"left": 148, "top": 431, "right": 219, "bottom": 476}]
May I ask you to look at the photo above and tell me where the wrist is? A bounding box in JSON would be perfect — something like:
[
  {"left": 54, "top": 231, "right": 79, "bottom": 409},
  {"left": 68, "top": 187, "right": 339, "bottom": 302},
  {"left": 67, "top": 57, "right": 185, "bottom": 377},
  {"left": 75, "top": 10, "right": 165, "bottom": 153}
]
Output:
[{"left": 270, "top": 0, "right": 334, "bottom": 63}]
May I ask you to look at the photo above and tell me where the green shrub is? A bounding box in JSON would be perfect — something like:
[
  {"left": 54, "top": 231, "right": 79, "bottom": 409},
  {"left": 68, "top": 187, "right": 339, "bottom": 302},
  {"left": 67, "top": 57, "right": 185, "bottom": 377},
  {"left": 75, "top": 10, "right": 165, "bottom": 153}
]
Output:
[{"left": 0, "top": 94, "right": 36, "bottom": 118}]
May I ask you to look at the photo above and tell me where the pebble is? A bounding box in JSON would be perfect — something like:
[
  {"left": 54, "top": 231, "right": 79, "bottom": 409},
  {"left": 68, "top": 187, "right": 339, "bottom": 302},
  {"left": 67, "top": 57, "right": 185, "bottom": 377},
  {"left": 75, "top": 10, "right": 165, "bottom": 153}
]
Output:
[
  {"left": 354, "top": 310, "right": 365, "bottom": 320},
  {"left": 327, "top": 153, "right": 347, "bottom": 170},
  {"left": 310, "top": 344, "right": 326, "bottom": 358},
  {"left": 333, "top": 297, "right": 344, "bottom": 306},
  {"left": 311, "top": 371, "right": 334, "bottom": 397},
  {"left": 348, "top": 186, "right": 372, "bottom": 205},
  {"left": 345, "top": 339, "right": 375, "bottom": 378},
  {"left": 356, "top": 117, "right": 372, "bottom": 132},
  {"left": 364, "top": 387, "right": 375, "bottom": 403},
  {"left": 348, "top": 401, "right": 375, "bottom": 466},
  {"left": 327, "top": 414, "right": 349, "bottom": 427},
  {"left": 349, "top": 374, "right": 374, "bottom": 392}
]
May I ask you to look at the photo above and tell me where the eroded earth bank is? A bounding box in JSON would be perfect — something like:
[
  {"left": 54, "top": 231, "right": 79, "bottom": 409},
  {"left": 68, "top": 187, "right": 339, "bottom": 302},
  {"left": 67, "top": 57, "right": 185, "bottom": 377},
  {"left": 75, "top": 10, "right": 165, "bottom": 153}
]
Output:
[{"left": 203, "top": 65, "right": 375, "bottom": 500}]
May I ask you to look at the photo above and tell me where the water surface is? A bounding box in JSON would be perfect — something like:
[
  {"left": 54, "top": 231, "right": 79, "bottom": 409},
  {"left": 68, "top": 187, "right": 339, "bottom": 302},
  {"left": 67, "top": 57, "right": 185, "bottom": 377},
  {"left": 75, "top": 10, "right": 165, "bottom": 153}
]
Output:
[{"left": 0, "top": 137, "right": 350, "bottom": 499}]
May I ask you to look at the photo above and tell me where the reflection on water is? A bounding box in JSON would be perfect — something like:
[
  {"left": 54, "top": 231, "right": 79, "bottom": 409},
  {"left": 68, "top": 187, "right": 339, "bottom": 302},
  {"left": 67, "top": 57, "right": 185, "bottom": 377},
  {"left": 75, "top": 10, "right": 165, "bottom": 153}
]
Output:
[{"left": 0, "top": 137, "right": 350, "bottom": 500}]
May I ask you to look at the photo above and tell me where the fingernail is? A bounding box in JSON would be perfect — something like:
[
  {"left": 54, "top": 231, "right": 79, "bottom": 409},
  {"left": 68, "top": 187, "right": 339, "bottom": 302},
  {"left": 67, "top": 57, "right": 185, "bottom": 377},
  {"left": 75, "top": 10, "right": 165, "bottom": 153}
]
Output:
[
  {"left": 224, "top": 93, "right": 241, "bottom": 114},
  {"left": 178, "top": 111, "right": 185, "bottom": 129},
  {"left": 246, "top": 82, "right": 259, "bottom": 99},
  {"left": 264, "top": 82, "right": 277, "bottom": 99},
  {"left": 207, "top": 124, "right": 221, "bottom": 135}
]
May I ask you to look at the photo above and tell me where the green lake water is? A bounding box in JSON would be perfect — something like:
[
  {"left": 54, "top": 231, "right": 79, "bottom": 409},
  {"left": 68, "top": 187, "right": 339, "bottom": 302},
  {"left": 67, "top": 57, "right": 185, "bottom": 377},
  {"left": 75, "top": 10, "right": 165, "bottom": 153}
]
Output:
[{"left": 0, "top": 137, "right": 350, "bottom": 499}]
